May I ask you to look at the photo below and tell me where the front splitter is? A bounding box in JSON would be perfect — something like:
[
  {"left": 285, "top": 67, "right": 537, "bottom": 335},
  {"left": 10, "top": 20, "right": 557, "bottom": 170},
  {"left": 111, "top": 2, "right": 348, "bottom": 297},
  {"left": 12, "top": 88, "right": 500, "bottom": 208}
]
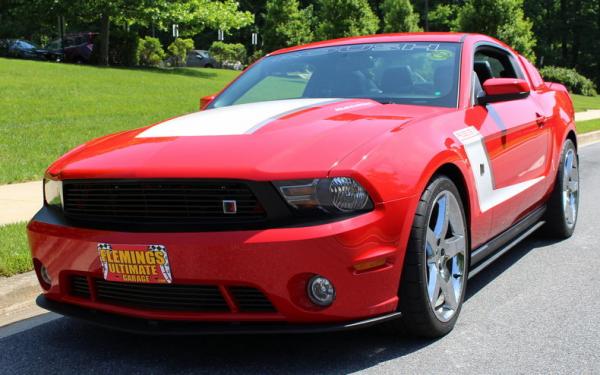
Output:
[{"left": 36, "top": 295, "right": 402, "bottom": 335}]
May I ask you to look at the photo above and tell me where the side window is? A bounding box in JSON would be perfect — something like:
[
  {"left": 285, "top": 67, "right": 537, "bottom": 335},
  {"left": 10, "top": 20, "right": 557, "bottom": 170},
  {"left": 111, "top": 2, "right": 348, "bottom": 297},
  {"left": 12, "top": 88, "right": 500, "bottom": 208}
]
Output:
[
  {"left": 474, "top": 47, "right": 523, "bottom": 83},
  {"left": 472, "top": 46, "right": 525, "bottom": 104}
]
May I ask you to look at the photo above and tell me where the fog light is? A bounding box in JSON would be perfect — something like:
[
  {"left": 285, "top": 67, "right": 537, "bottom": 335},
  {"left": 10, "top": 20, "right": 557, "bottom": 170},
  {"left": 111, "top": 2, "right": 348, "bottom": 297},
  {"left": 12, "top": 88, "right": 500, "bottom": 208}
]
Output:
[
  {"left": 40, "top": 265, "right": 52, "bottom": 286},
  {"left": 307, "top": 275, "right": 335, "bottom": 307}
]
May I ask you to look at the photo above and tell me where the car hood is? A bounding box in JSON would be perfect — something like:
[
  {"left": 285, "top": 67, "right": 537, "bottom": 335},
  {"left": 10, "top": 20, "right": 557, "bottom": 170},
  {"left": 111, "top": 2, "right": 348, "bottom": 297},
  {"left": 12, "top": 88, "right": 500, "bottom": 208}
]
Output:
[{"left": 49, "top": 98, "right": 450, "bottom": 181}]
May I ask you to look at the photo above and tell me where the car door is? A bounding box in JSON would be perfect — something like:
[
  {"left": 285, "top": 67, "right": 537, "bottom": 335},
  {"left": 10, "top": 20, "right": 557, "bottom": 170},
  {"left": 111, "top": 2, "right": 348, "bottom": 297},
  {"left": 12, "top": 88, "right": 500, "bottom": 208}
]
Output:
[{"left": 468, "top": 45, "right": 552, "bottom": 238}]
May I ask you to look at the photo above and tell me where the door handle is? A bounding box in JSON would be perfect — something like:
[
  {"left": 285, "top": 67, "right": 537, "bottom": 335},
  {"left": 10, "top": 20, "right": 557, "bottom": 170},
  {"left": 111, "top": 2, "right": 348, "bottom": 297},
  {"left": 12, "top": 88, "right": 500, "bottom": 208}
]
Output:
[{"left": 535, "top": 112, "right": 547, "bottom": 127}]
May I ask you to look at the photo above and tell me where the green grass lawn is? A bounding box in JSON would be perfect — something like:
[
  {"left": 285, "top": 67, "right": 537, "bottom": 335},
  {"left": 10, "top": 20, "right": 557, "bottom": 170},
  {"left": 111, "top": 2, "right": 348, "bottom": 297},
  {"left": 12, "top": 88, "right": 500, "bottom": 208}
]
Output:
[
  {"left": 577, "top": 118, "right": 600, "bottom": 133},
  {"left": 0, "top": 58, "right": 240, "bottom": 184},
  {"left": 572, "top": 94, "right": 600, "bottom": 113},
  {"left": 0, "top": 222, "right": 31, "bottom": 277}
]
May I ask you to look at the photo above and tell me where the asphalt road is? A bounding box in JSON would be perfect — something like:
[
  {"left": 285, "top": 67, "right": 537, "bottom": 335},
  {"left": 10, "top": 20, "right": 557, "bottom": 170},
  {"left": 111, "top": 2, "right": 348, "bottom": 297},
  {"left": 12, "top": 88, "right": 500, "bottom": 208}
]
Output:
[{"left": 1, "top": 142, "right": 599, "bottom": 374}]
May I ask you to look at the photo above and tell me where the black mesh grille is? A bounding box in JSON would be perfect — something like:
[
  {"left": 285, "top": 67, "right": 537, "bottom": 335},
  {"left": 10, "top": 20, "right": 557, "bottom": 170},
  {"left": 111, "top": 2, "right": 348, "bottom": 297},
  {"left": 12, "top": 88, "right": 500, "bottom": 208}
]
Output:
[
  {"left": 70, "top": 275, "right": 91, "bottom": 298},
  {"left": 62, "top": 180, "right": 267, "bottom": 229},
  {"left": 95, "top": 280, "right": 230, "bottom": 312},
  {"left": 229, "top": 286, "right": 276, "bottom": 312},
  {"left": 67, "top": 276, "right": 277, "bottom": 313}
]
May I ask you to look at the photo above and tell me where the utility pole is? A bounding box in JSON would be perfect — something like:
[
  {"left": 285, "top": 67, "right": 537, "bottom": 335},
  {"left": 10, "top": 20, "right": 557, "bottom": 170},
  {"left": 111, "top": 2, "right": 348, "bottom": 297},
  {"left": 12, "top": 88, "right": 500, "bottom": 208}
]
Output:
[{"left": 251, "top": 32, "right": 258, "bottom": 54}]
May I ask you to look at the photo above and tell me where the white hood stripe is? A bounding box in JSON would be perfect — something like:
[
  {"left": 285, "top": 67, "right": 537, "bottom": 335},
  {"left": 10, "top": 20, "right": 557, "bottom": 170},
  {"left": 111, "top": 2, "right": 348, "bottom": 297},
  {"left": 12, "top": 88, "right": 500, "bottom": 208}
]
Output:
[{"left": 137, "top": 99, "right": 340, "bottom": 138}]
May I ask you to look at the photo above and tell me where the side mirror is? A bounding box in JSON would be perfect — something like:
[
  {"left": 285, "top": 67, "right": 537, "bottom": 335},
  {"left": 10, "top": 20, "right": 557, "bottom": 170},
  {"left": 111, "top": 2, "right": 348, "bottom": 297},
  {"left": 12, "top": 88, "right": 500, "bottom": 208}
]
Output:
[
  {"left": 199, "top": 95, "right": 216, "bottom": 111},
  {"left": 479, "top": 78, "right": 530, "bottom": 105}
]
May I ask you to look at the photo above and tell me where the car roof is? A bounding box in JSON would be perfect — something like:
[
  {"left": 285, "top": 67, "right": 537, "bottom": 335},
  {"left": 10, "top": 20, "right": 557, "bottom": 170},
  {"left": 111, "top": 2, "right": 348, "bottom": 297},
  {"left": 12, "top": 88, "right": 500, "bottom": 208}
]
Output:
[{"left": 269, "top": 32, "right": 508, "bottom": 56}]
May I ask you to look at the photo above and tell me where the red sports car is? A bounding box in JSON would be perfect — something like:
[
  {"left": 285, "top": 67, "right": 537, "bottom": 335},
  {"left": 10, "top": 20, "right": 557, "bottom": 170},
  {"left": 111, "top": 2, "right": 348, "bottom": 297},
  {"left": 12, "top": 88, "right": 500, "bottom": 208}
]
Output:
[{"left": 29, "top": 33, "right": 579, "bottom": 337}]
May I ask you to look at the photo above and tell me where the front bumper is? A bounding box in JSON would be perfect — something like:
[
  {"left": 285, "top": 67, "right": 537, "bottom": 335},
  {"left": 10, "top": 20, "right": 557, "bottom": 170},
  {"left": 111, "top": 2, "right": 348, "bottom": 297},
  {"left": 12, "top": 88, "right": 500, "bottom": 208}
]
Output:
[{"left": 28, "top": 197, "right": 415, "bottom": 326}]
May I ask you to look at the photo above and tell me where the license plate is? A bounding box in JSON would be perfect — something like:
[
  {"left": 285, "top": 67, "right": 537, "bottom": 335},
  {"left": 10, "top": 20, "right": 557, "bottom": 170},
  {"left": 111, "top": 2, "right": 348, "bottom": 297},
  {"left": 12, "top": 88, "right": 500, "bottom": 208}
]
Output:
[{"left": 97, "top": 243, "right": 172, "bottom": 284}]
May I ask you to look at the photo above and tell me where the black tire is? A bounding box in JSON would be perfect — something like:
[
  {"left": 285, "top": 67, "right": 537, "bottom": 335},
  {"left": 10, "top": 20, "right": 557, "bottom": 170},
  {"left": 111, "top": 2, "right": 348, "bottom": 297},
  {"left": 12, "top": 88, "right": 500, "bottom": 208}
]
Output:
[
  {"left": 543, "top": 139, "right": 579, "bottom": 239},
  {"left": 386, "top": 175, "right": 469, "bottom": 338}
]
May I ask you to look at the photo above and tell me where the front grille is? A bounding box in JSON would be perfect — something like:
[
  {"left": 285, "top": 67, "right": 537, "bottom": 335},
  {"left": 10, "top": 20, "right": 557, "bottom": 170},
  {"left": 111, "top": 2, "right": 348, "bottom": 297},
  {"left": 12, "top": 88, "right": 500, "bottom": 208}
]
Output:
[
  {"left": 229, "top": 286, "right": 277, "bottom": 312},
  {"left": 67, "top": 276, "right": 277, "bottom": 314},
  {"left": 95, "top": 280, "right": 229, "bottom": 312},
  {"left": 70, "top": 275, "right": 91, "bottom": 298},
  {"left": 62, "top": 180, "right": 267, "bottom": 230}
]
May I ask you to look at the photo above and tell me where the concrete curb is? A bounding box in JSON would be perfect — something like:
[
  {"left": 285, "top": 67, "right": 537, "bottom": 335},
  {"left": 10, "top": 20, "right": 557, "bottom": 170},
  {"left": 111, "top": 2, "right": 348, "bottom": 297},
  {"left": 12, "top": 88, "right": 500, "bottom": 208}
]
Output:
[
  {"left": 0, "top": 272, "right": 45, "bottom": 327},
  {"left": 579, "top": 130, "right": 600, "bottom": 146}
]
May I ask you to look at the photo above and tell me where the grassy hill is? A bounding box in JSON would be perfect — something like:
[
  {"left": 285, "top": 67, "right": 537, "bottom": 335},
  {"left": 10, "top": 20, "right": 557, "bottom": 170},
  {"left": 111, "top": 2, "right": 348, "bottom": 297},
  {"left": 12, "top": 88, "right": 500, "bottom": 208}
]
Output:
[{"left": 0, "top": 58, "right": 240, "bottom": 184}]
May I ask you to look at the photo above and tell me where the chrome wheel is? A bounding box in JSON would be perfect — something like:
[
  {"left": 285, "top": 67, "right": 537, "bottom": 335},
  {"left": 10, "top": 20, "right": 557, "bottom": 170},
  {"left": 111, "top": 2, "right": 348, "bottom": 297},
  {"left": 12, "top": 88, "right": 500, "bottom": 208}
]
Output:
[
  {"left": 562, "top": 149, "right": 579, "bottom": 228},
  {"left": 425, "top": 191, "right": 467, "bottom": 322}
]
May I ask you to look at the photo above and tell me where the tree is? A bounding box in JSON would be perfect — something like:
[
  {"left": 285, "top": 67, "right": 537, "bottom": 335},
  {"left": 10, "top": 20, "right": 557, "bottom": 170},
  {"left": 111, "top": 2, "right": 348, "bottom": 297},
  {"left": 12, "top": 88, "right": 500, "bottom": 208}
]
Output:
[
  {"left": 427, "top": 3, "right": 459, "bottom": 31},
  {"left": 162, "top": 0, "right": 254, "bottom": 37},
  {"left": 315, "top": 0, "right": 380, "bottom": 40},
  {"left": 380, "top": 0, "right": 422, "bottom": 33},
  {"left": 50, "top": 0, "right": 253, "bottom": 66},
  {"left": 262, "top": 0, "right": 314, "bottom": 52},
  {"left": 524, "top": 0, "right": 600, "bottom": 86},
  {"left": 455, "top": 0, "right": 537, "bottom": 60}
]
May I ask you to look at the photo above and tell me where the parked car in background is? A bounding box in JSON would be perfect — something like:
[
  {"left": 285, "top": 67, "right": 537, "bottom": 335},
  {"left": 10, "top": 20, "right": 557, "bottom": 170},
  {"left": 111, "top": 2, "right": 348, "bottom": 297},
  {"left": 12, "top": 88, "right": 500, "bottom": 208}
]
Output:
[
  {"left": 186, "top": 50, "right": 217, "bottom": 68},
  {"left": 0, "top": 39, "right": 56, "bottom": 61},
  {"left": 45, "top": 32, "right": 97, "bottom": 64}
]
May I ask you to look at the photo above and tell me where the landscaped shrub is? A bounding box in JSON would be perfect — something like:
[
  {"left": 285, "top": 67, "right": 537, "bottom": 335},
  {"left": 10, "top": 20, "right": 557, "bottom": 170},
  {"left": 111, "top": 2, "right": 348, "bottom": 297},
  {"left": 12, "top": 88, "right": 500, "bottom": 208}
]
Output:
[
  {"left": 136, "top": 36, "right": 165, "bottom": 67},
  {"left": 248, "top": 49, "right": 265, "bottom": 65},
  {"left": 208, "top": 41, "right": 247, "bottom": 66},
  {"left": 540, "top": 66, "right": 597, "bottom": 96},
  {"left": 167, "top": 38, "right": 194, "bottom": 67}
]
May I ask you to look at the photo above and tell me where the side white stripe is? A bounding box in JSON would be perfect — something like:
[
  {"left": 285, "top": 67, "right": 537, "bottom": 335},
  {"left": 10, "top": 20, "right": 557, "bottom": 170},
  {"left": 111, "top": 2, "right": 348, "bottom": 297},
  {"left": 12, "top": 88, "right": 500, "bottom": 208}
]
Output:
[
  {"left": 137, "top": 99, "right": 338, "bottom": 138},
  {"left": 454, "top": 126, "right": 543, "bottom": 213}
]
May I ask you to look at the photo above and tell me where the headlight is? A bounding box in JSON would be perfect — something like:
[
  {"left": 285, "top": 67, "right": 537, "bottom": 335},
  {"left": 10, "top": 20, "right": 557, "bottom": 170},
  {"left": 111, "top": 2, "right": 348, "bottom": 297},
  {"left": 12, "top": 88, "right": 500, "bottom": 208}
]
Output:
[
  {"left": 43, "top": 179, "right": 63, "bottom": 209},
  {"left": 273, "top": 177, "right": 372, "bottom": 214}
]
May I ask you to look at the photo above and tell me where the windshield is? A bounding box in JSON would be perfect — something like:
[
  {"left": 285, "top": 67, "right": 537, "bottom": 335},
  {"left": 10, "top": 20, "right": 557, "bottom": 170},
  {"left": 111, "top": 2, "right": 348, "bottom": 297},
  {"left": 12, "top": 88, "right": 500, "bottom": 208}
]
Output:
[
  {"left": 210, "top": 42, "right": 461, "bottom": 109},
  {"left": 17, "top": 40, "right": 39, "bottom": 49}
]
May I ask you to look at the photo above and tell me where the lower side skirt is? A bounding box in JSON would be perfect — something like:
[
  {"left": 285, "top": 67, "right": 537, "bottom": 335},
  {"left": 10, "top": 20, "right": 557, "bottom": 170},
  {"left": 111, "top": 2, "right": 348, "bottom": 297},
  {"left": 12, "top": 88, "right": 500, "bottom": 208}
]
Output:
[
  {"left": 35, "top": 295, "right": 402, "bottom": 335},
  {"left": 469, "top": 205, "right": 546, "bottom": 279}
]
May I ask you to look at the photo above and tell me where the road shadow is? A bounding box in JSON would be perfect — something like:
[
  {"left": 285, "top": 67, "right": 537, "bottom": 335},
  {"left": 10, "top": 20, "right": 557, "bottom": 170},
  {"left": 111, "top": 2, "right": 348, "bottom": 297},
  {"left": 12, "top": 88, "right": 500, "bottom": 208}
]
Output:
[
  {"left": 465, "top": 234, "right": 557, "bottom": 300},
  {"left": 0, "top": 315, "right": 437, "bottom": 374},
  {"left": 0, "top": 235, "right": 562, "bottom": 374},
  {"left": 66, "top": 64, "right": 224, "bottom": 80},
  {"left": 136, "top": 66, "right": 222, "bottom": 79}
]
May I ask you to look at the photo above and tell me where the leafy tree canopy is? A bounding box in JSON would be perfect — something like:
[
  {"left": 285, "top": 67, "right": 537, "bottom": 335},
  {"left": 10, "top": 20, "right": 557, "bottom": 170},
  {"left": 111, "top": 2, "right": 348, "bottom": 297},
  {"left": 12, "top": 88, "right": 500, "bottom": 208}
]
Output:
[
  {"left": 455, "top": 0, "right": 536, "bottom": 60},
  {"left": 315, "top": 0, "right": 380, "bottom": 40},
  {"left": 262, "top": 0, "right": 314, "bottom": 52},
  {"left": 380, "top": 0, "right": 422, "bottom": 33}
]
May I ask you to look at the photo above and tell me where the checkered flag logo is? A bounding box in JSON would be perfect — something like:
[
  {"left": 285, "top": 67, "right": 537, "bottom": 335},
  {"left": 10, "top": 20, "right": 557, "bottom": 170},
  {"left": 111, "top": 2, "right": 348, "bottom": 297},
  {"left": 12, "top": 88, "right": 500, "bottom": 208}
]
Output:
[
  {"left": 97, "top": 243, "right": 112, "bottom": 279},
  {"left": 149, "top": 244, "right": 172, "bottom": 283},
  {"left": 98, "top": 243, "right": 112, "bottom": 250}
]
